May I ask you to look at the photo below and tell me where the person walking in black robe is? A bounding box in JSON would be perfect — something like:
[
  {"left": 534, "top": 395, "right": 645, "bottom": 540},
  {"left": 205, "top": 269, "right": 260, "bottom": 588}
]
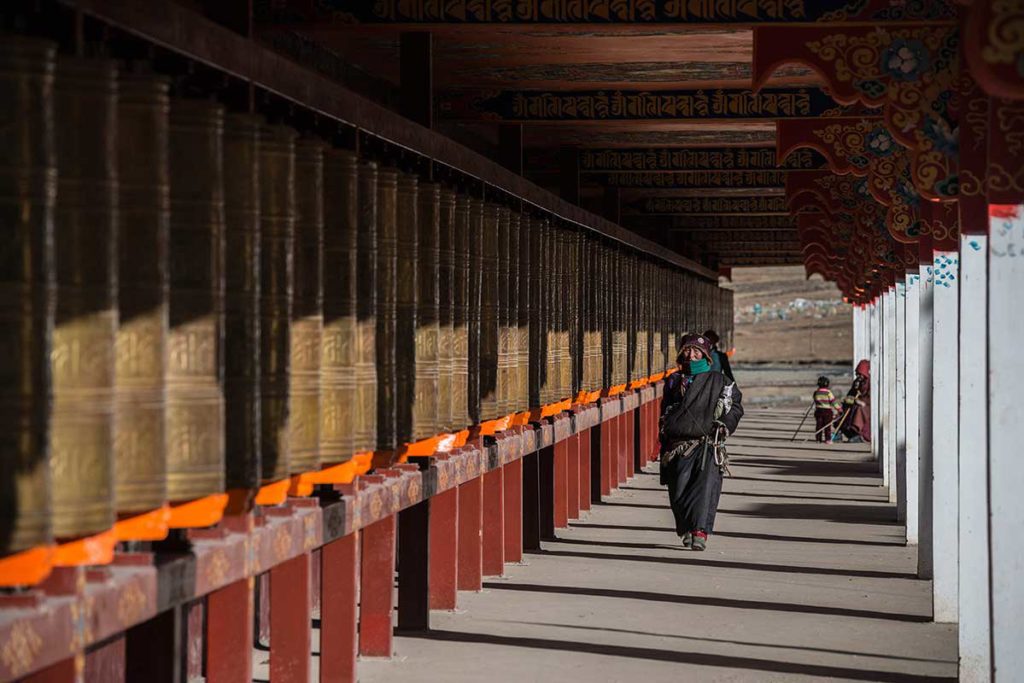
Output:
[{"left": 659, "top": 333, "right": 744, "bottom": 550}]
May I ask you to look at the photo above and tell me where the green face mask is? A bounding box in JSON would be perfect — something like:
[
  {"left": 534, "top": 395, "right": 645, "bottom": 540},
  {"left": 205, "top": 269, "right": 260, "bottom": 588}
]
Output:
[{"left": 687, "top": 358, "right": 711, "bottom": 375}]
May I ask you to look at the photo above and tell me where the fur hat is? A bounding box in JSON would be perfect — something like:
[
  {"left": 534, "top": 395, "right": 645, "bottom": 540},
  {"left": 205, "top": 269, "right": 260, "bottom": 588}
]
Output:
[{"left": 677, "top": 333, "right": 713, "bottom": 361}]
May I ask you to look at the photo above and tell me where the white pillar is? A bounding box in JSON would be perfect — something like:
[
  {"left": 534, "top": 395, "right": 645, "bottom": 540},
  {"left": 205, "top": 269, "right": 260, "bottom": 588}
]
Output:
[
  {"left": 904, "top": 273, "right": 920, "bottom": 545},
  {"left": 895, "top": 281, "right": 907, "bottom": 520},
  {"left": 853, "top": 306, "right": 865, "bottom": 369},
  {"left": 884, "top": 288, "right": 898, "bottom": 500},
  {"left": 931, "top": 249, "right": 959, "bottom": 623},
  {"left": 959, "top": 231, "right": 990, "bottom": 680},
  {"left": 988, "top": 205, "right": 1024, "bottom": 677},
  {"left": 870, "top": 300, "right": 881, "bottom": 463},
  {"left": 918, "top": 256, "right": 935, "bottom": 578}
]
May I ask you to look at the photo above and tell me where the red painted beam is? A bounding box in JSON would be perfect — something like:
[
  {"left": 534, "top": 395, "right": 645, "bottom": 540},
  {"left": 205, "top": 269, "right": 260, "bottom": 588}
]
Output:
[
  {"left": 359, "top": 516, "right": 397, "bottom": 657},
  {"left": 270, "top": 553, "right": 312, "bottom": 682},
  {"left": 502, "top": 459, "right": 523, "bottom": 564},
  {"left": 320, "top": 533, "right": 358, "bottom": 683},
  {"left": 482, "top": 467, "right": 505, "bottom": 576},
  {"left": 428, "top": 486, "right": 458, "bottom": 609},
  {"left": 457, "top": 478, "right": 483, "bottom": 591},
  {"left": 579, "top": 428, "right": 592, "bottom": 511},
  {"left": 206, "top": 579, "right": 253, "bottom": 683},
  {"left": 566, "top": 434, "right": 580, "bottom": 520}
]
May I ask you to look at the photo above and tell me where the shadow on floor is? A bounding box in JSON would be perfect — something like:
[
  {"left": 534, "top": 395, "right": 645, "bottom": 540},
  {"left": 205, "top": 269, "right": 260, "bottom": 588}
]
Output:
[
  {"left": 406, "top": 629, "right": 951, "bottom": 682},
  {"left": 557, "top": 529, "right": 904, "bottom": 550}
]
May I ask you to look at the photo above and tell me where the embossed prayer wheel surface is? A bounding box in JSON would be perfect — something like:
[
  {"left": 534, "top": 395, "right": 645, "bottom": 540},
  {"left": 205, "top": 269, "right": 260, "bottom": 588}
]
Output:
[
  {"left": 451, "top": 194, "right": 471, "bottom": 429},
  {"left": 415, "top": 181, "right": 440, "bottom": 440},
  {"left": 257, "top": 125, "right": 294, "bottom": 485},
  {"left": 569, "top": 231, "right": 581, "bottom": 396},
  {"left": 51, "top": 57, "right": 118, "bottom": 537},
  {"left": 289, "top": 138, "right": 324, "bottom": 474},
  {"left": 557, "top": 228, "right": 572, "bottom": 398},
  {"left": 115, "top": 73, "right": 170, "bottom": 512},
  {"left": 436, "top": 188, "right": 456, "bottom": 432},
  {"left": 527, "top": 217, "right": 544, "bottom": 409},
  {"left": 0, "top": 37, "right": 56, "bottom": 553},
  {"left": 479, "top": 203, "right": 500, "bottom": 422},
  {"left": 166, "top": 98, "right": 226, "bottom": 502},
  {"left": 221, "top": 113, "right": 261, "bottom": 494},
  {"left": 354, "top": 163, "right": 378, "bottom": 454},
  {"left": 394, "top": 172, "right": 418, "bottom": 446},
  {"left": 516, "top": 213, "right": 530, "bottom": 413},
  {"left": 543, "top": 224, "right": 558, "bottom": 404},
  {"left": 321, "top": 149, "right": 358, "bottom": 465},
  {"left": 506, "top": 212, "right": 520, "bottom": 414},
  {"left": 376, "top": 169, "right": 398, "bottom": 452},
  {"left": 611, "top": 249, "right": 627, "bottom": 388},
  {"left": 496, "top": 207, "right": 511, "bottom": 418},
  {"left": 466, "top": 197, "right": 484, "bottom": 424}
]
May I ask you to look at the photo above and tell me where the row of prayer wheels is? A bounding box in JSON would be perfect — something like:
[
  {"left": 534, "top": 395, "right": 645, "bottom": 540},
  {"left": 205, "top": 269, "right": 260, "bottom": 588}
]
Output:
[{"left": 0, "top": 37, "right": 731, "bottom": 559}]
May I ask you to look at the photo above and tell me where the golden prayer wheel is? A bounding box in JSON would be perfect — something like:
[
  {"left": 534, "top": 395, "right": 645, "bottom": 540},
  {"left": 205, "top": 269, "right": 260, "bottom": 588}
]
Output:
[
  {"left": 289, "top": 138, "right": 324, "bottom": 474},
  {"left": 557, "top": 228, "right": 572, "bottom": 398},
  {"left": 394, "top": 172, "right": 418, "bottom": 446},
  {"left": 166, "top": 98, "right": 226, "bottom": 502},
  {"left": 0, "top": 37, "right": 56, "bottom": 553},
  {"left": 478, "top": 203, "right": 499, "bottom": 422},
  {"left": 222, "top": 113, "right": 262, "bottom": 493},
  {"left": 506, "top": 212, "right": 520, "bottom": 414},
  {"left": 257, "top": 125, "right": 295, "bottom": 485},
  {"left": 516, "top": 214, "right": 531, "bottom": 413},
  {"left": 467, "top": 197, "right": 484, "bottom": 424},
  {"left": 542, "top": 223, "right": 557, "bottom": 404},
  {"left": 436, "top": 188, "right": 456, "bottom": 432},
  {"left": 354, "top": 162, "right": 378, "bottom": 454},
  {"left": 375, "top": 168, "right": 398, "bottom": 452},
  {"left": 115, "top": 73, "right": 170, "bottom": 513},
  {"left": 495, "top": 206, "right": 511, "bottom": 418},
  {"left": 50, "top": 57, "right": 118, "bottom": 538},
  {"left": 527, "top": 217, "right": 544, "bottom": 408},
  {"left": 414, "top": 182, "right": 440, "bottom": 441},
  {"left": 321, "top": 149, "right": 358, "bottom": 465},
  {"left": 451, "top": 194, "right": 471, "bottom": 430}
]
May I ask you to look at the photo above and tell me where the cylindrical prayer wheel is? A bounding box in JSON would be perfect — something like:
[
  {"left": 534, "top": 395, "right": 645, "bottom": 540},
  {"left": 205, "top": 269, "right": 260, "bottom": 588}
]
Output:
[
  {"left": 507, "top": 212, "right": 520, "bottom": 414},
  {"left": 467, "top": 197, "right": 484, "bottom": 424},
  {"left": 321, "top": 149, "right": 358, "bottom": 465},
  {"left": 570, "top": 231, "right": 581, "bottom": 397},
  {"left": 451, "top": 194, "right": 471, "bottom": 429},
  {"left": 376, "top": 169, "right": 399, "bottom": 452},
  {"left": 527, "top": 217, "right": 544, "bottom": 409},
  {"left": 415, "top": 182, "right": 441, "bottom": 441},
  {"left": 289, "top": 138, "right": 324, "bottom": 474},
  {"left": 557, "top": 229, "right": 572, "bottom": 398},
  {"left": 478, "top": 203, "right": 500, "bottom": 422},
  {"left": 544, "top": 225, "right": 559, "bottom": 404},
  {"left": 496, "top": 206, "right": 511, "bottom": 418},
  {"left": 166, "top": 98, "right": 226, "bottom": 502},
  {"left": 0, "top": 37, "right": 56, "bottom": 553},
  {"left": 516, "top": 213, "right": 530, "bottom": 413},
  {"left": 611, "top": 249, "right": 627, "bottom": 388},
  {"left": 115, "top": 73, "right": 170, "bottom": 512},
  {"left": 436, "top": 188, "right": 456, "bottom": 432},
  {"left": 50, "top": 57, "right": 118, "bottom": 537},
  {"left": 395, "top": 172, "right": 418, "bottom": 447},
  {"left": 354, "top": 163, "right": 378, "bottom": 454},
  {"left": 221, "top": 113, "right": 261, "bottom": 495},
  {"left": 257, "top": 125, "right": 295, "bottom": 485}
]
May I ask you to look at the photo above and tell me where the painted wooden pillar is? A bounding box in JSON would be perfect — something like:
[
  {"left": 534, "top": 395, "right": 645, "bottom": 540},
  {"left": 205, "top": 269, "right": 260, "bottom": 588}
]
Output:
[
  {"left": 428, "top": 486, "right": 458, "bottom": 609},
  {"left": 538, "top": 444, "right": 556, "bottom": 541},
  {"left": 918, "top": 252, "right": 935, "bottom": 579},
  {"left": 625, "top": 408, "right": 636, "bottom": 480},
  {"left": 852, "top": 306, "right": 863, "bottom": 369},
  {"left": 320, "top": 532, "right": 358, "bottom": 683},
  {"left": 457, "top": 477, "right": 484, "bottom": 590},
  {"left": 270, "top": 552, "right": 312, "bottom": 682},
  {"left": 931, "top": 249, "right": 959, "bottom": 623},
  {"left": 883, "top": 289, "right": 897, "bottom": 496},
  {"left": 522, "top": 447, "right": 541, "bottom": 550},
  {"left": 206, "top": 578, "right": 253, "bottom": 683},
  {"left": 482, "top": 467, "right": 505, "bottom": 576},
  {"left": 869, "top": 301, "right": 882, "bottom": 463},
  {"left": 360, "top": 515, "right": 397, "bottom": 656},
  {"left": 616, "top": 414, "right": 627, "bottom": 486},
  {"left": 895, "top": 281, "right": 907, "bottom": 519},
  {"left": 397, "top": 499, "right": 430, "bottom": 631},
  {"left": 553, "top": 437, "right": 569, "bottom": 528},
  {"left": 599, "top": 417, "right": 612, "bottom": 497},
  {"left": 904, "top": 274, "right": 921, "bottom": 545},
  {"left": 503, "top": 458, "right": 523, "bottom": 563},
  {"left": 959, "top": 228, "right": 990, "bottom": 680},
  {"left": 566, "top": 434, "right": 580, "bottom": 521},
  {"left": 579, "top": 428, "right": 592, "bottom": 512}
]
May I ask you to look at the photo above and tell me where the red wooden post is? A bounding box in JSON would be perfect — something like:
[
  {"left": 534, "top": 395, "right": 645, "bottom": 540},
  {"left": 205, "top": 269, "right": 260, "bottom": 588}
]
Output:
[
  {"left": 566, "top": 433, "right": 580, "bottom": 520},
  {"left": 22, "top": 658, "right": 77, "bottom": 683},
  {"left": 359, "top": 515, "right": 397, "bottom": 657},
  {"left": 457, "top": 477, "right": 483, "bottom": 591},
  {"left": 86, "top": 634, "right": 126, "bottom": 683},
  {"left": 320, "top": 532, "right": 358, "bottom": 683},
  {"left": 428, "top": 486, "right": 458, "bottom": 610},
  {"left": 626, "top": 407, "right": 636, "bottom": 479},
  {"left": 503, "top": 458, "right": 523, "bottom": 563},
  {"left": 553, "top": 437, "right": 568, "bottom": 528},
  {"left": 579, "top": 428, "right": 592, "bottom": 511},
  {"left": 617, "top": 414, "right": 628, "bottom": 485},
  {"left": 481, "top": 467, "right": 505, "bottom": 576},
  {"left": 270, "top": 552, "right": 312, "bottom": 683},
  {"left": 206, "top": 578, "right": 253, "bottom": 683},
  {"left": 601, "top": 418, "right": 613, "bottom": 496}
]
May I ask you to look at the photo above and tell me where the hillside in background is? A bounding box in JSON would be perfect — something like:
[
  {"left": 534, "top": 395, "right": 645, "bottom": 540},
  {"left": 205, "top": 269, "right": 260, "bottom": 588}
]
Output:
[{"left": 724, "top": 266, "right": 853, "bottom": 364}]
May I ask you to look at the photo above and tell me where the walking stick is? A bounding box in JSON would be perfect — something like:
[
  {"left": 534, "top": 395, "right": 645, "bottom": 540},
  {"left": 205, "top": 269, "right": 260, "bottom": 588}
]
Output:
[{"left": 790, "top": 403, "right": 815, "bottom": 441}]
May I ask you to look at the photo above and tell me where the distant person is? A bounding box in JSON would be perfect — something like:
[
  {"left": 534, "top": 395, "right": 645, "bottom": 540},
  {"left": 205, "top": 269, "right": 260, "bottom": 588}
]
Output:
[
  {"left": 659, "top": 334, "right": 744, "bottom": 551},
  {"left": 813, "top": 376, "right": 841, "bottom": 444},
  {"left": 702, "top": 329, "right": 735, "bottom": 382},
  {"left": 838, "top": 360, "right": 871, "bottom": 443}
]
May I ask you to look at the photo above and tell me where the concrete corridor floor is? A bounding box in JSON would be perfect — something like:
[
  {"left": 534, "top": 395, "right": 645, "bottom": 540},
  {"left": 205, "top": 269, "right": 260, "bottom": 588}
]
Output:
[{"left": 354, "top": 407, "right": 957, "bottom": 682}]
